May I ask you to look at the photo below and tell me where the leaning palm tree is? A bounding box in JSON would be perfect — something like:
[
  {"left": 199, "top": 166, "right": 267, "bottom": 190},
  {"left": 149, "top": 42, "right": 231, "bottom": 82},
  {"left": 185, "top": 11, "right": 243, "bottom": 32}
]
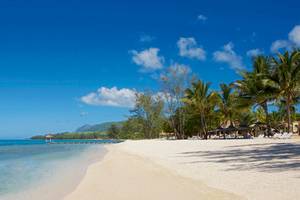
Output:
[
  {"left": 271, "top": 50, "right": 300, "bottom": 132},
  {"left": 235, "top": 56, "right": 277, "bottom": 136},
  {"left": 183, "top": 80, "right": 218, "bottom": 139}
]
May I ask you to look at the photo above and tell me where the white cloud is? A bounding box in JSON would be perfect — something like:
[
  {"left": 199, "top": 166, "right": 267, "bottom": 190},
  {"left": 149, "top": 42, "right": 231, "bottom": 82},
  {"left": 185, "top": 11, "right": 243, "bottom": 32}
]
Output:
[
  {"left": 131, "top": 48, "right": 164, "bottom": 71},
  {"left": 246, "top": 48, "right": 264, "bottom": 57},
  {"left": 270, "top": 40, "right": 292, "bottom": 53},
  {"left": 270, "top": 25, "right": 300, "bottom": 53},
  {"left": 288, "top": 25, "right": 300, "bottom": 46},
  {"left": 139, "top": 34, "right": 155, "bottom": 42},
  {"left": 197, "top": 14, "right": 207, "bottom": 22},
  {"left": 81, "top": 87, "right": 137, "bottom": 108},
  {"left": 177, "top": 37, "right": 206, "bottom": 60},
  {"left": 213, "top": 42, "right": 244, "bottom": 71},
  {"left": 81, "top": 87, "right": 168, "bottom": 108}
]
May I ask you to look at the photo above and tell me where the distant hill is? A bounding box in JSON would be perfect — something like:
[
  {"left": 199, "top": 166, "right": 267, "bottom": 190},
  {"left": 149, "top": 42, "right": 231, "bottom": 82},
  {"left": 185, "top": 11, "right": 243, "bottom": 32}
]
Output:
[
  {"left": 31, "top": 121, "right": 124, "bottom": 140},
  {"left": 75, "top": 121, "right": 123, "bottom": 133}
]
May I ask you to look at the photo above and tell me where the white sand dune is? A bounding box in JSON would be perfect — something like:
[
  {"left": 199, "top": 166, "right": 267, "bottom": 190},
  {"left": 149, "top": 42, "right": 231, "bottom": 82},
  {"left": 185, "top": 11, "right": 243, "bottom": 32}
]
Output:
[{"left": 65, "top": 138, "right": 300, "bottom": 200}]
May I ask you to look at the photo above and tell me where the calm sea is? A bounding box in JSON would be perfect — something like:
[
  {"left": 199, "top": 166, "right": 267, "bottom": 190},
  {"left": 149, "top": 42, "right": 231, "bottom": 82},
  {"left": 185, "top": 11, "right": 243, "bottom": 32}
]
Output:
[{"left": 0, "top": 139, "right": 113, "bottom": 200}]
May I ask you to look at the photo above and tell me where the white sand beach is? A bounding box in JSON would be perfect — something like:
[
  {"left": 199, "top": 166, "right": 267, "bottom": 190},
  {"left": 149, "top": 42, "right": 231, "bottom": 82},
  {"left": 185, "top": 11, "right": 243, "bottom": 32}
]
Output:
[{"left": 65, "top": 138, "right": 300, "bottom": 200}]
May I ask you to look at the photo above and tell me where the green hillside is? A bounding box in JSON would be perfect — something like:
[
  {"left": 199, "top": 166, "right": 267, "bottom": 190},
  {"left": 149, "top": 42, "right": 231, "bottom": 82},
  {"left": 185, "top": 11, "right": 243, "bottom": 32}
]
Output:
[{"left": 75, "top": 121, "right": 123, "bottom": 132}]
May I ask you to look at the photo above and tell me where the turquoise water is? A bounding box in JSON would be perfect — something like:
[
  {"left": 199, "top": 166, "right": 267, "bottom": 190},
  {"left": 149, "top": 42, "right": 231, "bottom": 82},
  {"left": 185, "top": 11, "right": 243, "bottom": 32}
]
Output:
[{"left": 0, "top": 139, "right": 113, "bottom": 200}]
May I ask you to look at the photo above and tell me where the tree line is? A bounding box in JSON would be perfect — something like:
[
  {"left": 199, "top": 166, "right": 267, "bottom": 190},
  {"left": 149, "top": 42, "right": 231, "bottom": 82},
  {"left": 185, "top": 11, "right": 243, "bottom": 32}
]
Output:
[
  {"left": 31, "top": 131, "right": 109, "bottom": 140},
  {"left": 108, "top": 50, "right": 300, "bottom": 139}
]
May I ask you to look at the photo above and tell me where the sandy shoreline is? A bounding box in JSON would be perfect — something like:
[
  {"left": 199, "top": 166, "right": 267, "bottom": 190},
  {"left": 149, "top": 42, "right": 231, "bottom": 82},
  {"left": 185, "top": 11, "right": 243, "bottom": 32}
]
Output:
[
  {"left": 64, "top": 145, "right": 242, "bottom": 200},
  {"left": 64, "top": 139, "right": 300, "bottom": 200}
]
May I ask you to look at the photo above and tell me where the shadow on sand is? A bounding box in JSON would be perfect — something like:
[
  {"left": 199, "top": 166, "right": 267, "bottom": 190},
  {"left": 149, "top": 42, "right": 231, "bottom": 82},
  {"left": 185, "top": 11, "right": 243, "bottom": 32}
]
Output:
[{"left": 178, "top": 142, "right": 300, "bottom": 172}]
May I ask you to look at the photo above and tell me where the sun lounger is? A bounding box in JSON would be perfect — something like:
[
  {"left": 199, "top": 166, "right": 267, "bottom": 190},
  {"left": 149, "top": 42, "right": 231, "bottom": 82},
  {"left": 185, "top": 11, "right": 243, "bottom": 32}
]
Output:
[
  {"left": 257, "top": 134, "right": 265, "bottom": 138},
  {"left": 279, "top": 132, "right": 293, "bottom": 139},
  {"left": 188, "top": 136, "right": 201, "bottom": 140},
  {"left": 273, "top": 132, "right": 293, "bottom": 139},
  {"left": 273, "top": 133, "right": 281, "bottom": 139}
]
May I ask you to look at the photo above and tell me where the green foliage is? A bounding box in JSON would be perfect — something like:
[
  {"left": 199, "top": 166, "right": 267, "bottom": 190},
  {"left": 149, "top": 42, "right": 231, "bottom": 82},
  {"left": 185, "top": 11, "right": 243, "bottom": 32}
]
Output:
[
  {"left": 271, "top": 51, "right": 300, "bottom": 131},
  {"left": 107, "top": 124, "right": 120, "bottom": 139},
  {"left": 31, "top": 131, "right": 109, "bottom": 140},
  {"left": 130, "top": 93, "right": 165, "bottom": 139},
  {"left": 255, "top": 107, "right": 266, "bottom": 123},
  {"left": 217, "top": 83, "right": 242, "bottom": 126},
  {"left": 117, "top": 118, "right": 144, "bottom": 139},
  {"left": 183, "top": 79, "right": 219, "bottom": 139},
  {"left": 179, "top": 50, "right": 300, "bottom": 137},
  {"left": 161, "top": 118, "right": 173, "bottom": 133},
  {"left": 268, "top": 111, "right": 285, "bottom": 130},
  {"left": 103, "top": 93, "right": 165, "bottom": 140},
  {"left": 238, "top": 112, "right": 256, "bottom": 127}
]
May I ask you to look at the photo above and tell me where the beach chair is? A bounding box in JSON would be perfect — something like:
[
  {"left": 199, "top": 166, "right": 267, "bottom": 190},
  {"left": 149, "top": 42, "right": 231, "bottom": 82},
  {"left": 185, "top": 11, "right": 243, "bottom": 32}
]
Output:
[
  {"left": 273, "top": 133, "right": 281, "bottom": 139},
  {"left": 257, "top": 134, "right": 264, "bottom": 139},
  {"left": 278, "top": 132, "right": 286, "bottom": 139},
  {"left": 277, "top": 132, "right": 293, "bottom": 139},
  {"left": 281, "top": 132, "right": 293, "bottom": 139}
]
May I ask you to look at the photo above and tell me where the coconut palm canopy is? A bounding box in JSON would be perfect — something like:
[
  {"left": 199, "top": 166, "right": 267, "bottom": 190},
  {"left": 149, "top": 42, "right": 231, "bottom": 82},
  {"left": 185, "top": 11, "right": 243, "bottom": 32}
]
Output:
[{"left": 174, "top": 50, "right": 300, "bottom": 139}]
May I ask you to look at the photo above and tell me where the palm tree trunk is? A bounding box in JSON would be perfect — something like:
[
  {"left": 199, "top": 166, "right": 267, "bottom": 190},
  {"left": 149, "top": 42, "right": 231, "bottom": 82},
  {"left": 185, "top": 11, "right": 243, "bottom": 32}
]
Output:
[
  {"left": 200, "top": 114, "right": 207, "bottom": 139},
  {"left": 204, "top": 116, "right": 208, "bottom": 139},
  {"left": 286, "top": 96, "right": 292, "bottom": 133},
  {"left": 262, "top": 102, "right": 271, "bottom": 137}
]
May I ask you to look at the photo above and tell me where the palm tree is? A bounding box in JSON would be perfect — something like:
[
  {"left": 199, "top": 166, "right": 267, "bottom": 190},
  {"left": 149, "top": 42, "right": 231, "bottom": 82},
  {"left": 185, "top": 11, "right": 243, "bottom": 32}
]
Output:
[
  {"left": 271, "top": 50, "right": 300, "bottom": 132},
  {"left": 239, "top": 112, "right": 256, "bottom": 128},
  {"left": 217, "top": 83, "right": 238, "bottom": 127},
  {"left": 277, "top": 98, "right": 298, "bottom": 127},
  {"left": 255, "top": 107, "right": 267, "bottom": 123},
  {"left": 184, "top": 80, "right": 218, "bottom": 139},
  {"left": 269, "top": 111, "right": 285, "bottom": 131},
  {"left": 235, "top": 56, "right": 277, "bottom": 136}
]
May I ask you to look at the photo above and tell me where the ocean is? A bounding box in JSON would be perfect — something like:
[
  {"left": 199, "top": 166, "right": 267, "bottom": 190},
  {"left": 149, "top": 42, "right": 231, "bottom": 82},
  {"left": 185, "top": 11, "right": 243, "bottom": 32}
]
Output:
[{"left": 0, "top": 139, "right": 112, "bottom": 200}]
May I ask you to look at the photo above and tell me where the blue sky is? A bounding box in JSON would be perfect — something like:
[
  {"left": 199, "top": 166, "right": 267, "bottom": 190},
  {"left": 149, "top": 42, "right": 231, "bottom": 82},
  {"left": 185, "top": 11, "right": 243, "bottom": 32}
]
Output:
[{"left": 0, "top": 0, "right": 299, "bottom": 138}]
